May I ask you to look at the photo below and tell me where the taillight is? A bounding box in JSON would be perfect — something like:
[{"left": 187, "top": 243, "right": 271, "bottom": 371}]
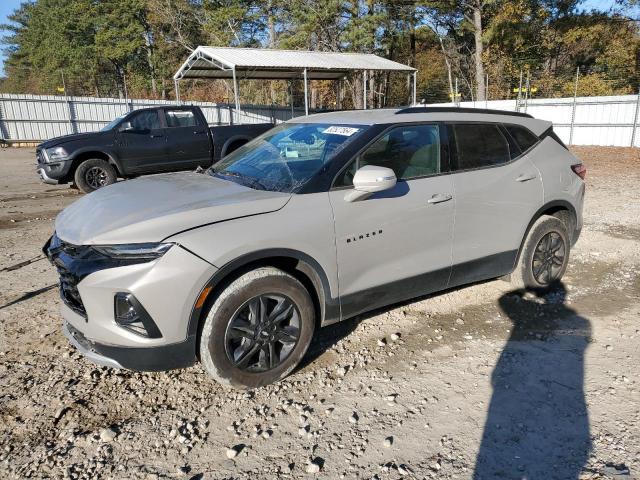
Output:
[{"left": 571, "top": 164, "right": 586, "bottom": 180}]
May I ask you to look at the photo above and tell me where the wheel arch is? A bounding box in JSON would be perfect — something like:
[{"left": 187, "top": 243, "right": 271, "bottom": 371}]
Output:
[
  {"left": 514, "top": 200, "right": 577, "bottom": 269},
  {"left": 188, "top": 249, "right": 339, "bottom": 355},
  {"left": 65, "top": 150, "right": 122, "bottom": 181},
  {"left": 220, "top": 135, "right": 250, "bottom": 158}
]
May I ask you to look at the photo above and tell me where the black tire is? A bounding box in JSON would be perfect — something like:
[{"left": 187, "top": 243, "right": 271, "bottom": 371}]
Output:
[
  {"left": 74, "top": 158, "right": 117, "bottom": 193},
  {"left": 199, "top": 267, "right": 315, "bottom": 389},
  {"left": 511, "top": 215, "right": 570, "bottom": 289}
]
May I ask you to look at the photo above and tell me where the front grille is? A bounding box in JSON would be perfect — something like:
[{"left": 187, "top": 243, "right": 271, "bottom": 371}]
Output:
[
  {"left": 36, "top": 149, "right": 45, "bottom": 165},
  {"left": 55, "top": 261, "right": 86, "bottom": 316},
  {"left": 45, "top": 234, "right": 89, "bottom": 317}
]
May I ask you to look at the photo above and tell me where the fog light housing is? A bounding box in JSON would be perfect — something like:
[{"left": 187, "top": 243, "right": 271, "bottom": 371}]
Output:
[{"left": 114, "top": 293, "right": 162, "bottom": 338}]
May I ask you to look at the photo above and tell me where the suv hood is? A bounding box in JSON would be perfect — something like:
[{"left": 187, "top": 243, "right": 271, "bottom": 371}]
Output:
[{"left": 55, "top": 172, "right": 291, "bottom": 245}]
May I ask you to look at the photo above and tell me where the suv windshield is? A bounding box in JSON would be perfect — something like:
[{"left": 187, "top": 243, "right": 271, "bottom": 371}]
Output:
[{"left": 210, "top": 122, "right": 366, "bottom": 193}]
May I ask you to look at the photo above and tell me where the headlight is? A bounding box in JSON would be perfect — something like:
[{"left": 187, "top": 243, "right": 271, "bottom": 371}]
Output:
[
  {"left": 92, "top": 243, "right": 173, "bottom": 261},
  {"left": 45, "top": 146, "right": 69, "bottom": 162}
]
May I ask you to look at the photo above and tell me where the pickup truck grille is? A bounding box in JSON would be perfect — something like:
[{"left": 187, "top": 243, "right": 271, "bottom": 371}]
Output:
[{"left": 36, "top": 149, "right": 45, "bottom": 165}]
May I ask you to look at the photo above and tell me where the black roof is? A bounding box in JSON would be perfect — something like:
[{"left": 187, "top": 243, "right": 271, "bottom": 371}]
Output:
[{"left": 395, "top": 106, "right": 533, "bottom": 118}]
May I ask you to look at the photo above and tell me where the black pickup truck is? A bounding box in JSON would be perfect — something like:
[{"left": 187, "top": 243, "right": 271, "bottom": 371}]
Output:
[{"left": 36, "top": 105, "right": 273, "bottom": 192}]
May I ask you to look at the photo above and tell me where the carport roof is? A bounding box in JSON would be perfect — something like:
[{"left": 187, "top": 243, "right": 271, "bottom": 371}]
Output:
[{"left": 173, "top": 46, "right": 416, "bottom": 81}]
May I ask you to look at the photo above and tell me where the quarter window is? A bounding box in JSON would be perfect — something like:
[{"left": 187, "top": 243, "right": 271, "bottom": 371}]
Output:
[
  {"left": 334, "top": 124, "right": 441, "bottom": 187},
  {"left": 505, "top": 124, "right": 539, "bottom": 152},
  {"left": 452, "top": 123, "right": 510, "bottom": 170},
  {"left": 165, "top": 109, "right": 198, "bottom": 128}
]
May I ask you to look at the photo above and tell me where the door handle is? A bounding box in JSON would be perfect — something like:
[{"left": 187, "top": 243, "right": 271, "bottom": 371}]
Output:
[
  {"left": 150, "top": 134, "right": 164, "bottom": 138},
  {"left": 427, "top": 193, "right": 453, "bottom": 204},
  {"left": 193, "top": 130, "right": 206, "bottom": 135},
  {"left": 516, "top": 173, "right": 536, "bottom": 182}
]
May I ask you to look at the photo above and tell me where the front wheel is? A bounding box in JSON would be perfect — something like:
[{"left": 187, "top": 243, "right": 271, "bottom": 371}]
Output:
[
  {"left": 199, "top": 267, "right": 315, "bottom": 389},
  {"left": 511, "top": 216, "right": 571, "bottom": 289},
  {"left": 74, "top": 158, "right": 117, "bottom": 193}
]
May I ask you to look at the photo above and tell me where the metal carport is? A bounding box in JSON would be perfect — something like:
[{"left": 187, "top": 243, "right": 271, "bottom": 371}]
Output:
[{"left": 173, "top": 47, "right": 417, "bottom": 117}]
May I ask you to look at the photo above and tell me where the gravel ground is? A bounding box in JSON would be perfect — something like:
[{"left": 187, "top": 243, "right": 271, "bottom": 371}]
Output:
[{"left": 0, "top": 146, "right": 639, "bottom": 480}]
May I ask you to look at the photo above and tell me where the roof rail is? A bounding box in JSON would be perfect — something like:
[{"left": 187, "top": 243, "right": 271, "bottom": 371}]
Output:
[{"left": 395, "top": 106, "right": 533, "bottom": 118}]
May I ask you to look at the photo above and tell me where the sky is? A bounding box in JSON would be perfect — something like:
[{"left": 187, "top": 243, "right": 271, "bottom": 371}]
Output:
[{"left": 0, "top": 0, "right": 638, "bottom": 77}]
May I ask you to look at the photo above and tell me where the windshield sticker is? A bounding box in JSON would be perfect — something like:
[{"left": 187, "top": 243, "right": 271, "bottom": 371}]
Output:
[{"left": 323, "top": 126, "right": 360, "bottom": 137}]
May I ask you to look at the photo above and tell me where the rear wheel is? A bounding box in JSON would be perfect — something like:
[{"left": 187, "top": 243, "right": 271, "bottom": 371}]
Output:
[
  {"left": 74, "top": 158, "right": 117, "bottom": 193},
  {"left": 199, "top": 267, "right": 315, "bottom": 389},
  {"left": 511, "top": 216, "right": 570, "bottom": 289}
]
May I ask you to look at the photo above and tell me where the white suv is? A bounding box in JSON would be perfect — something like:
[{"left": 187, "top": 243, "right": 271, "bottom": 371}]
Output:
[{"left": 45, "top": 107, "right": 585, "bottom": 388}]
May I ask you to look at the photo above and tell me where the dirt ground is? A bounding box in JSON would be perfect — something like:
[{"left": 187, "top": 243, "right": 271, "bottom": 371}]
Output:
[{"left": 0, "top": 146, "right": 639, "bottom": 480}]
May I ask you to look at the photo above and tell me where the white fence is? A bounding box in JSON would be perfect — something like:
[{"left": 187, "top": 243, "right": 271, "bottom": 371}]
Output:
[
  {"left": 435, "top": 94, "right": 640, "bottom": 147},
  {"left": 1, "top": 92, "right": 639, "bottom": 147},
  {"left": 0, "top": 93, "right": 309, "bottom": 143}
]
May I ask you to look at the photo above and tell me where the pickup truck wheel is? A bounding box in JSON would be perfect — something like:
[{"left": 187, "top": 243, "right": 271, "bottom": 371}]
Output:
[
  {"left": 511, "top": 216, "right": 570, "bottom": 289},
  {"left": 74, "top": 159, "right": 117, "bottom": 193},
  {"left": 199, "top": 267, "right": 315, "bottom": 389}
]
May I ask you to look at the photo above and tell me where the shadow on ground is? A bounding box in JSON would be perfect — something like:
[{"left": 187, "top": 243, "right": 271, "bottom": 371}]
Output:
[{"left": 474, "top": 282, "right": 592, "bottom": 479}]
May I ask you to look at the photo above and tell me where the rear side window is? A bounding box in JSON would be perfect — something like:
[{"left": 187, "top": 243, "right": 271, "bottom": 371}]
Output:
[
  {"left": 505, "top": 124, "right": 538, "bottom": 152},
  {"left": 452, "top": 123, "right": 510, "bottom": 170},
  {"left": 165, "top": 109, "right": 198, "bottom": 128}
]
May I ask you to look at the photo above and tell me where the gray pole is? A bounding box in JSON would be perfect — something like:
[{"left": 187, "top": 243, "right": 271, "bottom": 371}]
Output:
[
  {"left": 174, "top": 79, "right": 181, "bottom": 105},
  {"left": 232, "top": 67, "right": 240, "bottom": 124},
  {"left": 485, "top": 73, "right": 488, "bottom": 109},
  {"left": 631, "top": 88, "right": 640, "bottom": 148},
  {"left": 516, "top": 69, "right": 523, "bottom": 112},
  {"left": 412, "top": 71, "right": 417, "bottom": 105},
  {"left": 123, "top": 73, "right": 132, "bottom": 112},
  {"left": 303, "top": 68, "right": 309, "bottom": 116},
  {"left": 363, "top": 71, "right": 367, "bottom": 110},
  {"left": 569, "top": 67, "right": 579, "bottom": 145},
  {"left": 455, "top": 77, "right": 459, "bottom": 107},
  {"left": 524, "top": 71, "right": 530, "bottom": 113},
  {"left": 62, "top": 71, "right": 76, "bottom": 134}
]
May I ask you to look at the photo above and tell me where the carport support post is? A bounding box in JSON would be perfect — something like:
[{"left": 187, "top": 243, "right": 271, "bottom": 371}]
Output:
[
  {"left": 363, "top": 70, "right": 367, "bottom": 110},
  {"left": 303, "top": 68, "right": 309, "bottom": 116},
  {"left": 174, "top": 79, "right": 181, "bottom": 105},
  {"left": 232, "top": 66, "right": 240, "bottom": 124},
  {"left": 412, "top": 71, "right": 417, "bottom": 105}
]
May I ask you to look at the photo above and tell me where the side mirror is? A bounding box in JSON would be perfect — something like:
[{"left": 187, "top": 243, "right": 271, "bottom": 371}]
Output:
[
  {"left": 119, "top": 121, "right": 133, "bottom": 132},
  {"left": 344, "top": 165, "right": 397, "bottom": 202}
]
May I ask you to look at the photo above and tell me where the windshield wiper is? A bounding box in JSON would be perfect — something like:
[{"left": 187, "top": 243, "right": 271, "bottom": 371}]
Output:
[{"left": 214, "top": 171, "right": 267, "bottom": 191}]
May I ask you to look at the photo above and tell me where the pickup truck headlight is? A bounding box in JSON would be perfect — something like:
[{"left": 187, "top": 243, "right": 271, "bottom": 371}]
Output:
[
  {"left": 92, "top": 243, "right": 173, "bottom": 261},
  {"left": 45, "top": 146, "right": 69, "bottom": 162}
]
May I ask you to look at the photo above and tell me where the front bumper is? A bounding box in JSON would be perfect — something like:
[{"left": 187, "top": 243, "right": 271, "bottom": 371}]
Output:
[
  {"left": 44, "top": 234, "right": 217, "bottom": 370},
  {"left": 37, "top": 165, "right": 61, "bottom": 185},
  {"left": 64, "top": 321, "right": 196, "bottom": 371},
  {"left": 36, "top": 149, "right": 73, "bottom": 184}
]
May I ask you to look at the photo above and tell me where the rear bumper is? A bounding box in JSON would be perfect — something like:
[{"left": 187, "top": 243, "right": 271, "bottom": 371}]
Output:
[{"left": 64, "top": 321, "right": 197, "bottom": 371}]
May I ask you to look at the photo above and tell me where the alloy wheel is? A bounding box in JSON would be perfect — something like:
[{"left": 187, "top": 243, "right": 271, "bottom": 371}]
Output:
[
  {"left": 224, "top": 294, "right": 301, "bottom": 372},
  {"left": 532, "top": 231, "right": 566, "bottom": 285},
  {"left": 86, "top": 166, "right": 108, "bottom": 189}
]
